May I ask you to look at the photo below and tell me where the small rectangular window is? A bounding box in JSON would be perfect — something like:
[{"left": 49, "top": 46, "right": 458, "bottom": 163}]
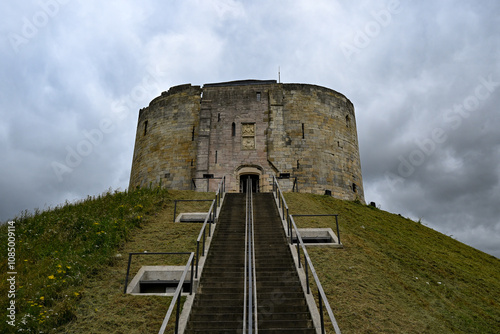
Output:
[
  {"left": 192, "top": 126, "right": 195, "bottom": 141},
  {"left": 256, "top": 92, "right": 261, "bottom": 101},
  {"left": 302, "top": 123, "right": 305, "bottom": 139},
  {"left": 144, "top": 120, "right": 148, "bottom": 136}
]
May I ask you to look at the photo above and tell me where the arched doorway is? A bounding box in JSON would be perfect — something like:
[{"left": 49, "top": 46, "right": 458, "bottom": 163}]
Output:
[
  {"left": 236, "top": 165, "right": 263, "bottom": 193},
  {"left": 240, "top": 174, "right": 259, "bottom": 193}
]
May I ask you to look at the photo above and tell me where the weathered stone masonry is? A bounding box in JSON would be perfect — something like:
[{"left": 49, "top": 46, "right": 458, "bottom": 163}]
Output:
[{"left": 129, "top": 80, "right": 364, "bottom": 201}]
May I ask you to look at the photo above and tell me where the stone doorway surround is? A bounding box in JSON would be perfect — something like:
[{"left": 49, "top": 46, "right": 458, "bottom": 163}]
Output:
[{"left": 236, "top": 165, "right": 263, "bottom": 193}]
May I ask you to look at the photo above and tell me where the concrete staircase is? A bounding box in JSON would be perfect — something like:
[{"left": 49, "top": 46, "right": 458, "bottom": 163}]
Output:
[
  {"left": 184, "top": 193, "right": 246, "bottom": 333},
  {"left": 253, "top": 193, "right": 315, "bottom": 333},
  {"left": 184, "top": 193, "right": 315, "bottom": 333}
]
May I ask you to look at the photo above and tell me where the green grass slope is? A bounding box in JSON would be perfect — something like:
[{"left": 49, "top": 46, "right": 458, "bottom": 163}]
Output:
[
  {"left": 284, "top": 193, "right": 500, "bottom": 333},
  {"left": 1, "top": 190, "right": 499, "bottom": 333}
]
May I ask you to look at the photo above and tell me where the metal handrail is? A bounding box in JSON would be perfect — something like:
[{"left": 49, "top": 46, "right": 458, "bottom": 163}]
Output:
[
  {"left": 195, "top": 199, "right": 215, "bottom": 278},
  {"left": 243, "top": 177, "right": 258, "bottom": 333},
  {"left": 271, "top": 176, "right": 342, "bottom": 334},
  {"left": 289, "top": 216, "right": 341, "bottom": 334},
  {"left": 272, "top": 175, "right": 289, "bottom": 232},
  {"left": 195, "top": 176, "right": 226, "bottom": 278},
  {"left": 158, "top": 252, "right": 195, "bottom": 334}
]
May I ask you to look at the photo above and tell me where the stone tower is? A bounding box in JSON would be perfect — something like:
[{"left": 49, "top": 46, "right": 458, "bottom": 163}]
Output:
[{"left": 129, "top": 80, "right": 364, "bottom": 201}]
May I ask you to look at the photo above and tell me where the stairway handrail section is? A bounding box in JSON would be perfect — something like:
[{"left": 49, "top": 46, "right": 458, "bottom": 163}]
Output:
[
  {"left": 244, "top": 177, "right": 258, "bottom": 333},
  {"left": 195, "top": 176, "right": 227, "bottom": 278},
  {"left": 158, "top": 252, "right": 195, "bottom": 334},
  {"left": 271, "top": 176, "right": 342, "bottom": 334}
]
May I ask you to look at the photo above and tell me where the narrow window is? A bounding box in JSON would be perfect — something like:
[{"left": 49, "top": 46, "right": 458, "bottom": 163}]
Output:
[
  {"left": 215, "top": 151, "right": 218, "bottom": 163},
  {"left": 302, "top": 123, "right": 305, "bottom": 139},
  {"left": 143, "top": 120, "right": 148, "bottom": 136},
  {"left": 191, "top": 159, "right": 194, "bottom": 166},
  {"left": 218, "top": 113, "right": 221, "bottom": 122},
  {"left": 346, "top": 115, "right": 350, "bottom": 128},
  {"left": 297, "top": 160, "right": 300, "bottom": 169},
  {"left": 352, "top": 183, "right": 357, "bottom": 193},
  {"left": 232, "top": 122, "right": 236, "bottom": 137},
  {"left": 192, "top": 126, "right": 195, "bottom": 141},
  {"left": 256, "top": 92, "right": 261, "bottom": 101}
]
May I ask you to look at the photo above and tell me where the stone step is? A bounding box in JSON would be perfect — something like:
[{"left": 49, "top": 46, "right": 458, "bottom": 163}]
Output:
[
  {"left": 187, "top": 320, "right": 244, "bottom": 330},
  {"left": 258, "top": 319, "right": 315, "bottom": 329},
  {"left": 186, "top": 193, "right": 313, "bottom": 332}
]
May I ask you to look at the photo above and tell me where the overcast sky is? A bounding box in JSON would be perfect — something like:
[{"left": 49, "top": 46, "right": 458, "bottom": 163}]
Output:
[{"left": 1, "top": 0, "right": 499, "bottom": 258}]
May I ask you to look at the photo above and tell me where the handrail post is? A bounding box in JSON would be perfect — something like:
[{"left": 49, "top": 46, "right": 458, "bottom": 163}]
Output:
[
  {"left": 208, "top": 211, "right": 212, "bottom": 237},
  {"left": 287, "top": 210, "right": 291, "bottom": 237},
  {"left": 202, "top": 228, "right": 206, "bottom": 256},
  {"left": 282, "top": 198, "right": 285, "bottom": 219},
  {"left": 190, "top": 256, "right": 194, "bottom": 295},
  {"left": 158, "top": 252, "right": 195, "bottom": 334},
  {"left": 175, "top": 297, "right": 180, "bottom": 334},
  {"left": 306, "top": 257, "right": 310, "bottom": 294},
  {"left": 297, "top": 239, "right": 301, "bottom": 268},
  {"left": 173, "top": 200, "right": 177, "bottom": 222},
  {"left": 319, "top": 289, "right": 325, "bottom": 334},
  {"left": 213, "top": 200, "right": 217, "bottom": 225},
  {"left": 336, "top": 215, "right": 340, "bottom": 244},
  {"left": 196, "top": 243, "right": 200, "bottom": 278},
  {"left": 124, "top": 253, "right": 133, "bottom": 294}
]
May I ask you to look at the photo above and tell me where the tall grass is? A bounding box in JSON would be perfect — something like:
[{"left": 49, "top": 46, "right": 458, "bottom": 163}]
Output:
[
  {"left": 285, "top": 192, "right": 500, "bottom": 333},
  {"left": 0, "top": 187, "right": 170, "bottom": 333}
]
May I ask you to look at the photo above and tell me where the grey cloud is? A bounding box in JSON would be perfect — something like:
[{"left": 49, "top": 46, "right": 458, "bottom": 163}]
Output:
[{"left": 1, "top": 0, "right": 499, "bottom": 258}]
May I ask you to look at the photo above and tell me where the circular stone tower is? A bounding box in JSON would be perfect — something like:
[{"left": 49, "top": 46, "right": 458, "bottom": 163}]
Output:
[{"left": 129, "top": 80, "right": 364, "bottom": 202}]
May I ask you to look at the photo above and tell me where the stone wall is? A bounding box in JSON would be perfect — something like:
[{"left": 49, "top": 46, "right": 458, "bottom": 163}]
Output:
[
  {"left": 129, "top": 84, "right": 201, "bottom": 190},
  {"left": 129, "top": 80, "right": 364, "bottom": 202}
]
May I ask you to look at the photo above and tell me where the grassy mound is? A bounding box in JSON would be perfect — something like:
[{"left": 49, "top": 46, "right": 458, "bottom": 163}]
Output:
[
  {"left": 284, "top": 193, "right": 500, "bottom": 333},
  {"left": 0, "top": 188, "right": 213, "bottom": 333},
  {"left": 1, "top": 190, "right": 499, "bottom": 333}
]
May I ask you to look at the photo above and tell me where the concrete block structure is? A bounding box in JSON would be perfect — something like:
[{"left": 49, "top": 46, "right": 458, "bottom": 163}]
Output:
[{"left": 129, "top": 80, "right": 364, "bottom": 201}]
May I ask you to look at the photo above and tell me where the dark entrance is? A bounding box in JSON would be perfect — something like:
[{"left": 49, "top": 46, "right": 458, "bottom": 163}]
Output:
[{"left": 240, "top": 174, "right": 259, "bottom": 193}]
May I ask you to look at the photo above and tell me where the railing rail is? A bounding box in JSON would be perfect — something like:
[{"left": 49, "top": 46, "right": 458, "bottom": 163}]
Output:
[
  {"left": 124, "top": 177, "right": 226, "bottom": 334},
  {"left": 158, "top": 252, "right": 195, "bottom": 334},
  {"left": 271, "top": 176, "right": 342, "bottom": 334},
  {"left": 272, "top": 176, "right": 289, "bottom": 230},
  {"left": 289, "top": 215, "right": 341, "bottom": 333},
  {"left": 243, "top": 177, "right": 258, "bottom": 333},
  {"left": 195, "top": 176, "right": 226, "bottom": 278}
]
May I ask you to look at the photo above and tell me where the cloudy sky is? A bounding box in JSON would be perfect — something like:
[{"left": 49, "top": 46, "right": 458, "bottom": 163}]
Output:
[{"left": 1, "top": 0, "right": 499, "bottom": 257}]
